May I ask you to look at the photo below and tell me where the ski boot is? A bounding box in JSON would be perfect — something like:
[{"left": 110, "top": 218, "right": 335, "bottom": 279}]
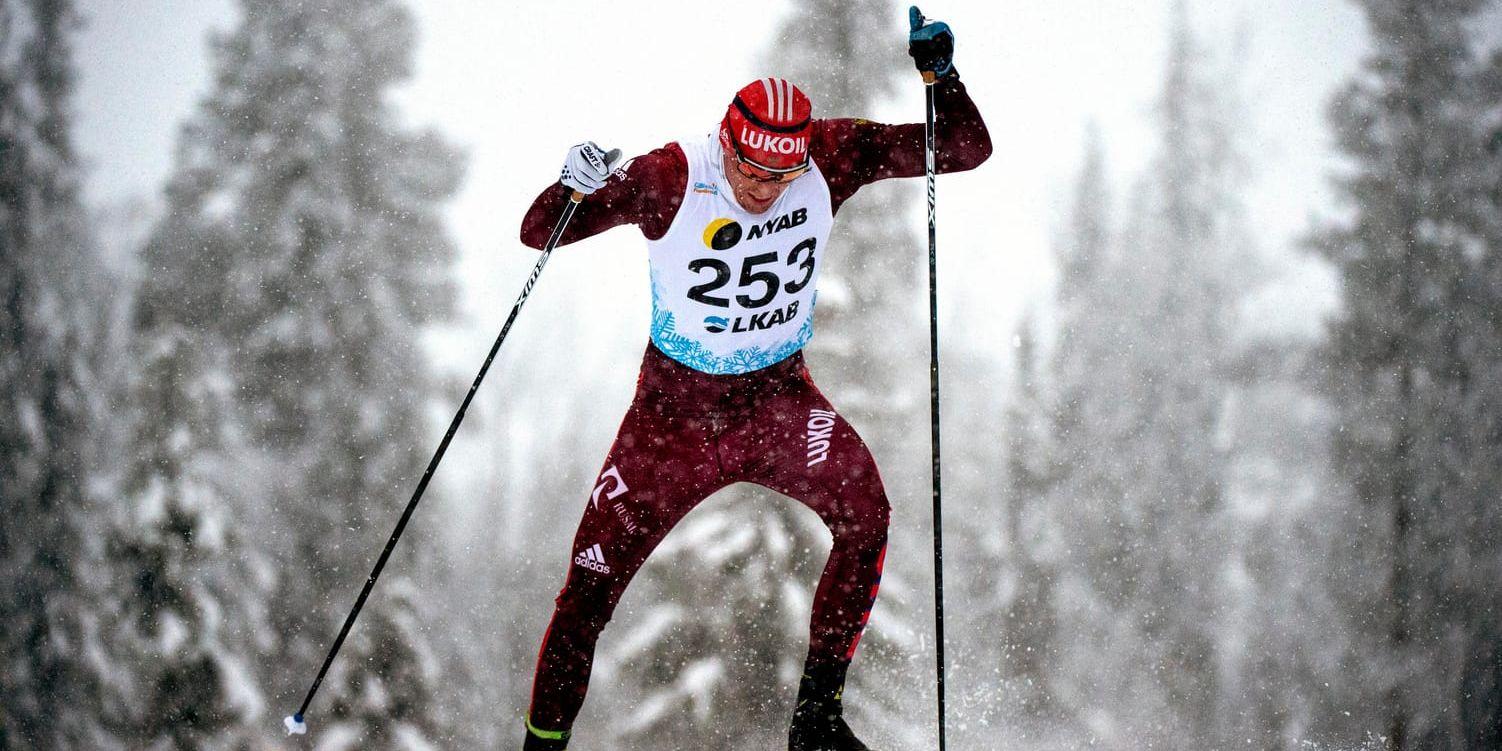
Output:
[{"left": 788, "top": 663, "right": 872, "bottom": 751}]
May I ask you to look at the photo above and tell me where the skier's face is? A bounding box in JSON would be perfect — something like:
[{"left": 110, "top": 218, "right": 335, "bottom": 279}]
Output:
[{"left": 722, "top": 149, "right": 794, "bottom": 214}]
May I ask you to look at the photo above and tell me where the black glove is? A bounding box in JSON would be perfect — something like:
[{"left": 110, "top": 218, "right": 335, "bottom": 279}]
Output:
[{"left": 908, "top": 6, "right": 955, "bottom": 79}]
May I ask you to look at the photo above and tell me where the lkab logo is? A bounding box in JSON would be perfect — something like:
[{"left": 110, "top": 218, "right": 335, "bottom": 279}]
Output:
[{"left": 702, "top": 300, "right": 800, "bottom": 334}]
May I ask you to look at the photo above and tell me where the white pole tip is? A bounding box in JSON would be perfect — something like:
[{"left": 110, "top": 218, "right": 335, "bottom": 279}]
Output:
[{"left": 284, "top": 714, "right": 308, "bottom": 735}]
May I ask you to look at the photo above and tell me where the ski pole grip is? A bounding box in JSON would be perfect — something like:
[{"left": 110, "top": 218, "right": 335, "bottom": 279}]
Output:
[
  {"left": 570, "top": 190, "right": 584, "bottom": 203},
  {"left": 922, "top": 70, "right": 937, "bottom": 85}
]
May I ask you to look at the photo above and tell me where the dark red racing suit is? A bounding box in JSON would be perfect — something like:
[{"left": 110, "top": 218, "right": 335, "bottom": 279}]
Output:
[{"left": 518, "top": 74, "right": 991, "bottom": 737}]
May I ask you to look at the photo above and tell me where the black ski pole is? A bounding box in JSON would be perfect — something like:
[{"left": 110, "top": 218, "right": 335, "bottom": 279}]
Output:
[
  {"left": 283, "top": 158, "right": 613, "bottom": 736},
  {"left": 921, "top": 60, "right": 949, "bottom": 751}
]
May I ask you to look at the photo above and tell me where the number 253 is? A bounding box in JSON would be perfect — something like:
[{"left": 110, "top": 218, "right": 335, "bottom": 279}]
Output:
[{"left": 686, "top": 238, "right": 816, "bottom": 309}]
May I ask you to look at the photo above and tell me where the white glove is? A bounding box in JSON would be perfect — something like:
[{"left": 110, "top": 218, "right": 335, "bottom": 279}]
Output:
[{"left": 560, "top": 141, "right": 624, "bottom": 195}]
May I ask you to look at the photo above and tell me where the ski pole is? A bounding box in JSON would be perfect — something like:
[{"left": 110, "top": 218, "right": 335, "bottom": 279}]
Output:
[
  {"left": 283, "top": 156, "right": 614, "bottom": 737},
  {"left": 915, "top": 14, "right": 949, "bottom": 750}
]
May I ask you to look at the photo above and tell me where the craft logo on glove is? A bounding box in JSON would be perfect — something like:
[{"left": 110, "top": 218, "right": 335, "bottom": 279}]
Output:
[{"left": 582, "top": 145, "right": 607, "bottom": 173}]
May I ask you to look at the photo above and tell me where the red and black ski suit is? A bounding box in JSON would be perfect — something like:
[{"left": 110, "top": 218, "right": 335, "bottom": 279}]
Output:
[{"left": 517, "top": 74, "right": 991, "bottom": 737}]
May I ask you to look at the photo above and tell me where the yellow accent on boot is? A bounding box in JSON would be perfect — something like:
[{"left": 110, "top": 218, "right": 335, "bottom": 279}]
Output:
[{"left": 526, "top": 717, "right": 571, "bottom": 741}]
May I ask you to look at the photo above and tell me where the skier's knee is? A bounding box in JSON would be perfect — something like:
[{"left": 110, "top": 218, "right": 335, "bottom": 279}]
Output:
[
  {"left": 553, "top": 581, "right": 621, "bottom": 633},
  {"left": 831, "top": 493, "right": 889, "bottom": 551}
]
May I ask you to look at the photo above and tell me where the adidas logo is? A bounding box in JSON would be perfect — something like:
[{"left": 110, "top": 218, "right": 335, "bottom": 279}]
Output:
[{"left": 574, "top": 544, "right": 612, "bottom": 575}]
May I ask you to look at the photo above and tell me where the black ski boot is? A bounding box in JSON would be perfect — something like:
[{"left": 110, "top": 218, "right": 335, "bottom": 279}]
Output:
[{"left": 788, "top": 663, "right": 873, "bottom": 751}]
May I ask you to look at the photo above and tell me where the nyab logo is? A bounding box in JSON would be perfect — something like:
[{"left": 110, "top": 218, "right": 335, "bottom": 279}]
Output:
[
  {"left": 746, "top": 207, "right": 807, "bottom": 241},
  {"left": 701, "top": 208, "right": 807, "bottom": 251}
]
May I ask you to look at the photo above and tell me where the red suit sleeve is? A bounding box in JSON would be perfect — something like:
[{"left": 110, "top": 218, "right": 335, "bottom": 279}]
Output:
[
  {"left": 519, "top": 143, "right": 688, "bottom": 249},
  {"left": 810, "top": 74, "right": 992, "bottom": 215}
]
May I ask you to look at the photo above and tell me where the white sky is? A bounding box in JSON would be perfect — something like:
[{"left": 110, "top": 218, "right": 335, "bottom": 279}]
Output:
[{"left": 73, "top": 0, "right": 1367, "bottom": 369}]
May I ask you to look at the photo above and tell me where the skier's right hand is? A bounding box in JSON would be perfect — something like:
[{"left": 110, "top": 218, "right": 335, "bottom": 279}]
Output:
[
  {"left": 560, "top": 141, "right": 623, "bottom": 195},
  {"left": 908, "top": 6, "right": 955, "bottom": 79}
]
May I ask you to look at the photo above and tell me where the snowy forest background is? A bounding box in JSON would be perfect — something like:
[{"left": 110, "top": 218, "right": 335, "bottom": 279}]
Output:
[{"left": 4, "top": 0, "right": 1502, "bottom": 749}]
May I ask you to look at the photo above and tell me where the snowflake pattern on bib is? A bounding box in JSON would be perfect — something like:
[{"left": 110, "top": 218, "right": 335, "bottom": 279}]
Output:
[{"left": 649, "top": 269, "right": 814, "bottom": 375}]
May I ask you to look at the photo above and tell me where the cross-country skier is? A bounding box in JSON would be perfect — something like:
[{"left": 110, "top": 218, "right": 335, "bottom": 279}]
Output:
[{"left": 517, "top": 9, "right": 989, "bottom": 750}]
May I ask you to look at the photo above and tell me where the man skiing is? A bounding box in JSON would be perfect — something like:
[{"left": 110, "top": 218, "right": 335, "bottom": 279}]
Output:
[{"left": 517, "top": 8, "right": 989, "bottom": 750}]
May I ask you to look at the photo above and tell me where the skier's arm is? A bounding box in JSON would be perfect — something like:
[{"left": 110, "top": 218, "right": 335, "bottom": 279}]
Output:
[
  {"left": 519, "top": 144, "right": 688, "bottom": 249},
  {"left": 811, "top": 74, "right": 992, "bottom": 213}
]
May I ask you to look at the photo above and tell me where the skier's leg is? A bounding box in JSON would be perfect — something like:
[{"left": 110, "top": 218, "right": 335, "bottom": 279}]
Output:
[
  {"left": 726, "top": 373, "right": 891, "bottom": 702},
  {"left": 524, "top": 403, "right": 726, "bottom": 744},
  {"left": 725, "top": 373, "right": 888, "bottom": 750}
]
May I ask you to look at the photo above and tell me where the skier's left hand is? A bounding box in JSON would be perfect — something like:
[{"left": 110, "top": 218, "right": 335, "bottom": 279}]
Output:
[{"left": 908, "top": 6, "right": 955, "bottom": 79}]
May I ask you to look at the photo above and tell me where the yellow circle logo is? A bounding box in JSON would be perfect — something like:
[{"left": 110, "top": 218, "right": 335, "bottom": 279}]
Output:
[{"left": 703, "top": 218, "right": 742, "bottom": 250}]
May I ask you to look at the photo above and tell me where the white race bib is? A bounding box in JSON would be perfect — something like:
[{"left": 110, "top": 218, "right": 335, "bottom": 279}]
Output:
[{"left": 647, "top": 134, "right": 834, "bottom": 375}]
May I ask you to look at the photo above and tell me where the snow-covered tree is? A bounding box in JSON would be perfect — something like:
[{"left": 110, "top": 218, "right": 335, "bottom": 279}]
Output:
[
  {"left": 1313, "top": 1, "right": 1502, "bottom": 747},
  {"left": 138, "top": 0, "right": 465, "bottom": 745},
  {"left": 102, "top": 213, "right": 274, "bottom": 747},
  {"left": 0, "top": 1, "right": 115, "bottom": 747},
  {"left": 989, "top": 123, "right": 1123, "bottom": 748},
  {"left": 951, "top": 310, "right": 1057, "bottom": 738},
  {"left": 1018, "top": 5, "right": 1259, "bottom": 746},
  {"left": 992, "top": 129, "right": 1114, "bottom": 731}
]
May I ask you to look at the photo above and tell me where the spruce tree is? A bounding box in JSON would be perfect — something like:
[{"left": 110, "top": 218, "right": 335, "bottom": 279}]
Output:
[
  {"left": 140, "top": 0, "right": 464, "bottom": 745},
  {"left": 0, "top": 1, "right": 113, "bottom": 747},
  {"left": 1460, "top": 36, "right": 1502, "bottom": 750},
  {"left": 992, "top": 313, "right": 1058, "bottom": 720},
  {"left": 1314, "top": 1, "right": 1502, "bottom": 746},
  {"left": 985, "top": 129, "right": 1113, "bottom": 736},
  {"left": 103, "top": 320, "right": 272, "bottom": 749},
  {"left": 104, "top": 174, "right": 277, "bottom": 747},
  {"left": 1028, "top": 4, "right": 1254, "bottom": 745}
]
